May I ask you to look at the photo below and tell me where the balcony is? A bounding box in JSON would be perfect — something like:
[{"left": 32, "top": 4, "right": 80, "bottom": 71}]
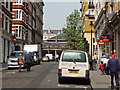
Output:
[{"left": 88, "top": 15, "right": 95, "bottom": 18}]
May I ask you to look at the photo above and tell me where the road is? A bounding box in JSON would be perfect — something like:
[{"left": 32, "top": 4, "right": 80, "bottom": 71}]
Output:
[{"left": 2, "top": 62, "right": 92, "bottom": 89}]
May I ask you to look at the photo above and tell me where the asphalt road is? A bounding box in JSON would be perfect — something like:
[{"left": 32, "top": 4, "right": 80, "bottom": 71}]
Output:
[{"left": 2, "top": 62, "right": 92, "bottom": 89}]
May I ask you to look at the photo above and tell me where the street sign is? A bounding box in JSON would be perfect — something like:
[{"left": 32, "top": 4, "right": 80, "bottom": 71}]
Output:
[
  {"left": 12, "top": 37, "right": 16, "bottom": 42},
  {"left": 97, "top": 39, "right": 105, "bottom": 45}
]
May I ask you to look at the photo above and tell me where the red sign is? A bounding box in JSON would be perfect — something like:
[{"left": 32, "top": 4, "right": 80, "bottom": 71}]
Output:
[
  {"left": 102, "top": 36, "right": 107, "bottom": 39},
  {"left": 102, "top": 39, "right": 111, "bottom": 42},
  {"left": 102, "top": 36, "right": 111, "bottom": 42},
  {"left": 12, "top": 37, "right": 16, "bottom": 42},
  {"left": 97, "top": 39, "right": 105, "bottom": 45}
]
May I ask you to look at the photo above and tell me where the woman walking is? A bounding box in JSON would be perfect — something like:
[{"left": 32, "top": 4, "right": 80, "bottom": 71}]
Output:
[{"left": 18, "top": 54, "right": 23, "bottom": 72}]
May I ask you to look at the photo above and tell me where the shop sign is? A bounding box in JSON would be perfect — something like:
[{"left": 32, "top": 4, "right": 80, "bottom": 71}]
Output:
[
  {"left": 12, "top": 37, "right": 16, "bottom": 42},
  {"left": 97, "top": 39, "right": 105, "bottom": 45},
  {"left": 102, "top": 36, "right": 111, "bottom": 42}
]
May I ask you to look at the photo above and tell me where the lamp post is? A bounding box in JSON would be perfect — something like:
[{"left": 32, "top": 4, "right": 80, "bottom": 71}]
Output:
[{"left": 90, "top": 21, "right": 93, "bottom": 61}]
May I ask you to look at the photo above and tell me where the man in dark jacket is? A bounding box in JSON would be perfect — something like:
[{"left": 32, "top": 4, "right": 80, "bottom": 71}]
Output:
[
  {"left": 25, "top": 52, "right": 32, "bottom": 72},
  {"left": 107, "top": 54, "right": 119, "bottom": 89}
]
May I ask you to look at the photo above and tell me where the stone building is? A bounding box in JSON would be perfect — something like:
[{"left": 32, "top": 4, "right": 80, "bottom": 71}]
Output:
[
  {"left": 94, "top": 1, "right": 120, "bottom": 61},
  {"left": 0, "top": 1, "right": 13, "bottom": 63},
  {"left": 80, "top": 0, "right": 95, "bottom": 55}
]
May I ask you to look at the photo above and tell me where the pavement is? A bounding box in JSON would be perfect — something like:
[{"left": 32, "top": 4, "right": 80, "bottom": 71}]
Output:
[
  {"left": 90, "top": 69, "right": 120, "bottom": 89},
  {"left": 0, "top": 63, "right": 8, "bottom": 71}
]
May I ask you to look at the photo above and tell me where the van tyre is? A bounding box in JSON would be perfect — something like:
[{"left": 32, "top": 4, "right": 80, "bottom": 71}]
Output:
[
  {"left": 58, "top": 77, "right": 63, "bottom": 84},
  {"left": 86, "top": 78, "right": 90, "bottom": 85}
]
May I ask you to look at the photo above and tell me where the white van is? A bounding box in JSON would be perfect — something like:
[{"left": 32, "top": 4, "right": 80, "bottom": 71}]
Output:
[
  {"left": 58, "top": 50, "right": 90, "bottom": 84},
  {"left": 24, "top": 45, "right": 42, "bottom": 64}
]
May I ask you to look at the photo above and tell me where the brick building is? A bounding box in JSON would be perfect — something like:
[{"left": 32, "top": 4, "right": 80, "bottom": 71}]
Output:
[
  {"left": 12, "top": 1, "right": 44, "bottom": 51},
  {"left": 0, "top": 1, "right": 13, "bottom": 63}
]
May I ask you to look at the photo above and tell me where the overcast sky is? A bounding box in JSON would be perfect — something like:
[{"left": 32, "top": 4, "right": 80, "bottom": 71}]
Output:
[{"left": 43, "top": 2, "right": 81, "bottom": 30}]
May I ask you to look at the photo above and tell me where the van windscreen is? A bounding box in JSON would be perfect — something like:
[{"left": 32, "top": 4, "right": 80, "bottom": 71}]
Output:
[{"left": 62, "top": 52, "right": 86, "bottom": 62}]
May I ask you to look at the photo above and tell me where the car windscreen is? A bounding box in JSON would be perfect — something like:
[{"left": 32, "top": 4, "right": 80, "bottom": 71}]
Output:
[
  {"left": 9, "top": 52, "right": 23, "bottom": 58},
  {"left": 62, "top": 52, "right": 86, "bottom": 62}
]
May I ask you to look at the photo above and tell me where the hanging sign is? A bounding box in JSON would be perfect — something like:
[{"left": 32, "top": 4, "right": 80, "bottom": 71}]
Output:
[
  {"left": 102, "top": 36, "right": 111, "bottom": 42},
  {"left": 97, "top": 39, "right": 105, "bottom": 45},
  {"left": 12, "top": 37, "right": 16, "bottom": 42}
]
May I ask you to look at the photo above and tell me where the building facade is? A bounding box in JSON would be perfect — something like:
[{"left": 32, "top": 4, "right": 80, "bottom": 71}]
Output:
[
  {"left": 43, "top": 29, "right": 62, "bottom": 41},
  {"left": 35, "top": 2, "right": 44, "bottom": 44},
  {"left": 94, "top": 1, "right": 120, "bottom": 61},
  {"left": 12, "top": 1, "right": 44, "bottom": 51},
  {"left": 0, "top": 1, "right": 13, "bottom": 63},
  {"left": 81, "top": 0, "right": 95, "bottom": 55}
]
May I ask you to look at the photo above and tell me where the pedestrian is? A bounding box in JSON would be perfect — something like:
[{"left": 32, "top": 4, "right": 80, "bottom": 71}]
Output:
[
  {"left": 18, "top": 54, "right": 23, "bottom": 72},
  {"left": 88, "top": 54, "right": 93, "bottom": 70},
  {"left": 94, "top": 53, "right": 98, "bottom": 64},
  {"left": 107, "top": 54, "right": 119, "bottom": 89},
  {"left": 99, "top": 61, "right": 105, "bottom": 75},
  {"left": 24, "top": 52, "right": 32, "bottom": 72}
]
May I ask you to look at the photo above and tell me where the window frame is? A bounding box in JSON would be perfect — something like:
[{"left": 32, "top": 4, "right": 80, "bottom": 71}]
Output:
[{"left": 16, "top": 10, "right": 22, "bottom": 20}]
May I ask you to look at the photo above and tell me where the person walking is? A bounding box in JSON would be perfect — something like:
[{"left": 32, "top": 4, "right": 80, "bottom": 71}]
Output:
[
  {"left": 107, "top": 54, "right": 119, "bottom": 89},
  {"left": 88, "top": 54, "right": 93, "bottom": 70},
  {"left": 99, "top": 61, "right": 105, "bottom": 75},
  {"left": 24, "top": 52, "right": 32, "bottom": 72},
  {"left": 18, "top": 54, "right": 23, "bottom": 72}
]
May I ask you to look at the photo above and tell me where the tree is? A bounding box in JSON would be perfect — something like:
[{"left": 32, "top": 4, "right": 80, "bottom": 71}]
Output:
[{"left": 63, "top": 9, "right": 85, "bottom": 50}]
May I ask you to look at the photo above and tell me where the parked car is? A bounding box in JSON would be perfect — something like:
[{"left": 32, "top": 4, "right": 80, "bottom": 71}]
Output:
[
  {"left": 7, "top": 51, "right": 24, "bottom": 69},
  {"left": 45, "top": 54, "right": 53, "bottom": 61},
  {"left": 58, "top": 50, "right": 90, "bottom": 84},
  {"left": 42, "top": 56, "right": 50, "bottom": 62}
]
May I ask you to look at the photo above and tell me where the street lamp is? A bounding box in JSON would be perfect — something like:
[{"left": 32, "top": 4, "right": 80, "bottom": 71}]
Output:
[{"left": 90, "top": 21, "right": 93, "bottom": 61}]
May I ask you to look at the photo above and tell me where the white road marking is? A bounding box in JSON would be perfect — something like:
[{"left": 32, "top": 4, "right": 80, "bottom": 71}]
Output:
[
  {"left": 76, "top": 86, "right": 87, "bottom": 88},
  {"left": 7, "top": 72, "right": 16, "bottom": 74},
  {"left": 58, "top": 84, "right": 88, "bottom": 88},
  {"left": 58, "top": 84, "right": 69, "bottom": 88}
]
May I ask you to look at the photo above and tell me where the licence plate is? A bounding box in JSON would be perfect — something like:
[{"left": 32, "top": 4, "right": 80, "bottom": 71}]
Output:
[{"left": 69, "top": 71, "right": 79, "bottom": 73}]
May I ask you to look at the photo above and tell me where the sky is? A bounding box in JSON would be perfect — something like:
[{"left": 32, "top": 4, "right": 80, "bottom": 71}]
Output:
[{"left": 43, "top": 2, "right": 81, "bottom": 30}]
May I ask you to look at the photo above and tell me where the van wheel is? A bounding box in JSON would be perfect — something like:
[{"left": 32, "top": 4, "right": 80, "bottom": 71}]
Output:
[
  {"left": 38, "top": 60, "right": 40, "bottom": 64},
  {"left": 86, "top": 78, "right": 90, "bottom": 85},
  {"left": 58, "top": 77, "right": 63, "bottom": 84},
  {"left": 8, "top": 68, "right": 11, "bottom": 70}
]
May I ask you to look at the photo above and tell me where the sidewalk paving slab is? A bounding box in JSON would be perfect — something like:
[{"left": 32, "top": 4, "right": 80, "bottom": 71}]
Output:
[{"left": 90, "top": 70, "right": 120, "bottom": 89}]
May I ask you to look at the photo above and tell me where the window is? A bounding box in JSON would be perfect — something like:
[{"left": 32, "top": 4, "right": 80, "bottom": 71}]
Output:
[
  {"left": 7, "top": 19, "right": 9, "bottom": 33},
  {"left": 16, "top": 0, "right": 22, "bottom": 4},
  {"left": 62, "top": 52, "right": 86, "bottom": 62},
  {"left": 15, "top": 26, "right": 22, "bottom": 38},
  {"left": 16, "top": 11, "right": 18, "bottom": 19},
  {"left": 88, "top": 0, "right": 94, "bottom": 8},
  {"left": 4, "top": 16, "right": 6, "bottom": 30},
  {"left": 119, "top": 0, "right": 120, "bottom": 10},
  {"left": 88, "top": 10, "right": 94, "bottom": 16},
  {"left": 16, "top": 10, "right": 22, "bottom": 20}
]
